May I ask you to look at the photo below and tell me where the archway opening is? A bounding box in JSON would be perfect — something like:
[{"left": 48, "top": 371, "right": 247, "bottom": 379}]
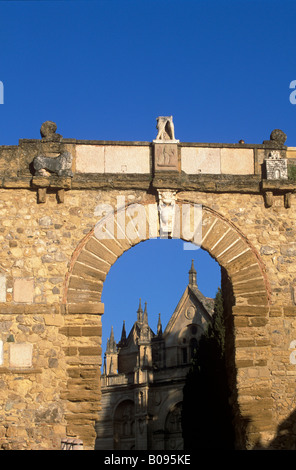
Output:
[
  {"left": 65, "top": 203, "right": 270, "bottom": 450},
  {"left": 101, "top": 238, "right": 221, "bottom": 356},
  {"left": 95, "top": 237, "right": 236, "bottom": 450}
]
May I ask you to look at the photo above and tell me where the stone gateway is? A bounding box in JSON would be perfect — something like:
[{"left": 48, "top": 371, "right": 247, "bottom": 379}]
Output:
[
  {"left": 0, "top": 118, "right": 296, "bottom": 449},
  {"left": 95, "top": 261, "right": 213, "bottom": 450}
]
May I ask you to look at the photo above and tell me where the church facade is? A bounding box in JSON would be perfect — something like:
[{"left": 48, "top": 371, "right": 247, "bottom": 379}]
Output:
[{"left": 95, "top": 261, "right": 214, "bottom": 450}]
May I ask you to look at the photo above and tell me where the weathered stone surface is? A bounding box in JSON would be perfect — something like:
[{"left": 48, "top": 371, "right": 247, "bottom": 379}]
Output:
[
  {"left": 76, "top": 145, "right": 105, "bottom": 173},
  {"left": 104, "top": 145, "right": 150, "bottom": 174},
  {"left": 9, "top": 343, "right": 33, "bottom": 368},
  {"left": 181, "top": 147, "right": 221, "bottom": 174},
  {"left": 0, "top": 274, "right": 6, "bottom": 302},
  {"left": 0, "top": 135, "right": 296, "bottom": 450},
  {"left": 221, "top": 148, "right": 254, "bottom": 175},
  {"left": 13, "top": 278, "right": 34, "bottom": 303}
]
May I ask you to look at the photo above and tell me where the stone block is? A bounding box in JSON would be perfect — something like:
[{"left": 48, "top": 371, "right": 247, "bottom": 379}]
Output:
[
  {"left": 221, "top": 148, "right": 254, "bottom": 174},
  {"left": 13, "top": 278, "right": 34, "bottom": 303},
  {"left": 65, "top": 302, "right": 104, "bottom": 315},
  {"left": 181, "top": 147, "right": 221, "bottom": 174},
  {"left": 67, "top": 289, "right": 101, "bottom": 303},
  {"left": 0, "top": 274, "right": 6, "bottom": 302},
  {"left": 104, "top": 146, "right": 150, "bottom": 174},
  {"left": 69, "top": 275, "right": 103, "bottom": 292},
  {"left": 9, "top": 343, "right": 33, "bottom": 368},
  {"left": 76, "top": 145, "right": 105, "bottom": 173},
  {"left": 286, "top": 147, "right": 296, "bottom": 159},
  {"left": 0, "top": 340, "right": 3, "bottom": 366}
]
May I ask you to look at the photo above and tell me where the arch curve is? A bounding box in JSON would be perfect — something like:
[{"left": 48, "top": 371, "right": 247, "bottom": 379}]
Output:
[
  {"left": 62, "top": 200, "right": 272, "bottom": 449},
  {"left": 63, "top": 202, "right": 270, "bottom": 312}
]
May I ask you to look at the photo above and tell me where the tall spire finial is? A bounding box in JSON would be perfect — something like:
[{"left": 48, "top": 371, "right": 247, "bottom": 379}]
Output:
[
  {"left": 107, "top": 326, "right": 116, "bottom": 353},
  {"left": 143, "top": 302, "right": 148, "bottom": 325},
  {"left": 189, "top": 259, "right": 197, "bottom": 287},
  {"left": 137, "top": 298, "right": 143, "bottom": 323},
  {"left": 118, "top": 320, "right": 126, "bottom": 347},
  {"left": 157, "top": 313, "right": 162, "bottom": 336}
]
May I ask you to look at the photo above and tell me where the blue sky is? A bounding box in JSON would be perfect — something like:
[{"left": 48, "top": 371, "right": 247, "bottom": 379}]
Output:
[{"left": 0, "top": 0, "right": 295, "bottom": 352}]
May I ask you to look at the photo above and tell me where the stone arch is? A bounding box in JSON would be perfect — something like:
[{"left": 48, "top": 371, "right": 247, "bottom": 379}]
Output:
[
  {"left": 63, "top": 202, "right": 270, "bottom": 308},
  {"left": 62, "top": 200, "right": 271, "bottom": 449}
]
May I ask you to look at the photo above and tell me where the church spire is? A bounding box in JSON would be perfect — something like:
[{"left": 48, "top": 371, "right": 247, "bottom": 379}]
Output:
[
  {"left": 105, "top": 326, "right": 118, "bottom": 376},
  {"left": 117, "top": 320, "right": 127, "bottom": 348},
  {"left": 120, "top": 320, "right": 126, "bottom": 342},
  {"left": 189, "top": 259, "right": 197, "bottom": 287},
  {"left": 157, "top": 313, "right": 162, "bottom": 336},
  {"left": 106, "top": 326, "right": 116, "bottom": 353},
  {"left": 137, "top": 298, "right": 143, "bottom": 323},
  {"left": 140, "top": 301, "right": 150, "bottom": 342},
  {"left": 143, "top": 302, "right": 148, "bottom": 325}
]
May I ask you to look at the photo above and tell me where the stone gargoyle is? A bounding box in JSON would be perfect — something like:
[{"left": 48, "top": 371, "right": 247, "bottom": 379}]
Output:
[{"left": 33, "top": 150, "right": 73, "bottom": 177}]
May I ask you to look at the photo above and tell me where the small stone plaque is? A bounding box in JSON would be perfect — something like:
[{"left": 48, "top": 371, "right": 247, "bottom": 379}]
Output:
[
  {"left": 9, "top": 343, "right": 33, "bottom": 368},
  {"left": 13, "top": 278, "right": 34, "bottom": 303},
  {"left": 154, "top": 143, "right": 178, "bottom": 171}
]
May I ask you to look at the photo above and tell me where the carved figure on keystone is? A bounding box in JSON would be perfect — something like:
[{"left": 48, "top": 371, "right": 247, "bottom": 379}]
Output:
[
  {"left": 155, "top": 116, "right": 176, "bottom": 141},
  {"left": 33, "top": 151, "right": 73, "bottom": 177},
  {"left": 40, "top": 121, "right": 63, "bottom": 142}
]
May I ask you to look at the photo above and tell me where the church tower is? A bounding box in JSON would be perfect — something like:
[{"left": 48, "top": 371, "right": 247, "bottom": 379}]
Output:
[
  {"left": 104, "top": 326, "right": 118, "bottom": 375},
  {"left": 188, "top": 259, "right": 197, "bottom": 287}
]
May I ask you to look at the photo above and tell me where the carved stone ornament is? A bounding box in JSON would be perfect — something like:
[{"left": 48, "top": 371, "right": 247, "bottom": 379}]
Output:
[
  {"left": 263, "top": 128, "right": 287, "bottom": 147},
  {"left": 265, "top": 150, "right": 288, "bottom": 180},
  {"left": 40, "top": 121, "right": 63, "bottom": 142},
  {"left": 154, "top": 143, "right": 178, "bottom": 171},
  {"left": 185, "top": 306, "right": 195, "bottom": 320},
  {"left": 33, "top": 151, "right": 73, "bottom": 178},
  {"left": 154, "top": 116, "right": 179, "bottom": 142},
  {"left": 269, "top": 129, "right": 287, "bottom": 146},
  {"left": 157, "top": 190, "right": 177, "bottom": 236}
]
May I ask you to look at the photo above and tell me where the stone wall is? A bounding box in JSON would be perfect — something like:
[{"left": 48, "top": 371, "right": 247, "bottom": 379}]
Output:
[{"left": 0, "top": 123, "right": 296, "bottom": 449}]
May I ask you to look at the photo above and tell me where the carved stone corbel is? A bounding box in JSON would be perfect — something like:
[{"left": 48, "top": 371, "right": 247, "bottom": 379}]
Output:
[
  {"left": 32, "top": 176, "right": 72, "bottom": 204},
  {"left": 264, "top": 191, "right": 274, "bottom": 208},
  {"left": 37, "top": 188, "right": 47, "bottom": 204},
  {"left": 284, "top": 192, "right": 292, "bottom": 209}
]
